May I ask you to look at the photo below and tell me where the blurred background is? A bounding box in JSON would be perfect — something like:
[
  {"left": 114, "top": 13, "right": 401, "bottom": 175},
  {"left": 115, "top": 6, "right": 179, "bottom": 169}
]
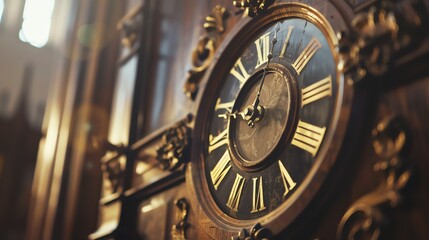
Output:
[{"left": 0, "top": 0, "right": 134, "bottom": 239}]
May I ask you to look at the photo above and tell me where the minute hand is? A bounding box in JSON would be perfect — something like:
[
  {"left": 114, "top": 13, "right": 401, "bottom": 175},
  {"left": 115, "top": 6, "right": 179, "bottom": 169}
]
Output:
[{"left": 252, "top": 24, "right": 280, "bottom": 109}]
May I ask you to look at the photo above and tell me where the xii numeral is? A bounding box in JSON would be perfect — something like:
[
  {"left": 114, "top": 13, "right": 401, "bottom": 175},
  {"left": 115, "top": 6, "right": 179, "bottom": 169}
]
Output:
[{"left": 254, "top": 32, "right": 271, "bottom": 69}]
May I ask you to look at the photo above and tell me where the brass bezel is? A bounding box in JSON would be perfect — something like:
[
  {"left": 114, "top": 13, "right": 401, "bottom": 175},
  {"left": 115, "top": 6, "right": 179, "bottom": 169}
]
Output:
[{"left": 186, "top": 2, "right": 353, "bottom": 238}]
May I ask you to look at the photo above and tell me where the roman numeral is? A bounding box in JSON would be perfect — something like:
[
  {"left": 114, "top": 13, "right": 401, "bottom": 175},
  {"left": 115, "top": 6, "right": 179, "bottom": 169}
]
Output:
[
  {"left": 279, "top": 25, "right": 294, "bottom": 58},
  {"left": 291, "top": 120, "right": 326, "bottom": 156},
  {"left": 208, "top": 129, "right": 228, "bottom": 153},
  {"left": 302, "top": 75, "right": 332, "bottom": 106},
  {"left": 292, "top": 37, "right": 321, "bottom": 75},
  {"left": 251, "top": 176, "right": 266, "bottom": 213},
  {"left": 254, "top": 32, "right": 271, "bottom": 69},
  {"left": 226, "top": 173, "right": 245, "bottom": 212},
  {"left": 230, "top": 58, "right": 249, "bottom": 86},
  {"left": 210, "top": 151, "right": 232, "bottom": 190},
  {"left": 215, "top": 98, "right": 234, "bottom": 112},
  {"left": 278, "top": 160, "right": 296, "bottom": 197}
]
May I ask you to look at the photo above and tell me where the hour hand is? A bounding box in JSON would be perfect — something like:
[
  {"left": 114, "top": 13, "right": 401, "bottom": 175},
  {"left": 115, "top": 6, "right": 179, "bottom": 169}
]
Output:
[{"left": 218, "top": 111, "right": 242, "bottom": 120}]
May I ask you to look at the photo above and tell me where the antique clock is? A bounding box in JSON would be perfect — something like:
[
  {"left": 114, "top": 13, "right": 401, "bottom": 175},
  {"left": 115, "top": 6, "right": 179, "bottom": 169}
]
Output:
[
  {"left": 187, "top": 2, "right": 352, "bottom": 238},
  {"left": 88, "top": 0, "right": 429, "bottom": 239}
]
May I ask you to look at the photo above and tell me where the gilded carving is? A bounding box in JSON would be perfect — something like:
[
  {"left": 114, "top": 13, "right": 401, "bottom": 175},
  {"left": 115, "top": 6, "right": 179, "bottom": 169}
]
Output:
[
  {"left": 184, "top": 6, "right": 230, "bottom": 100},
  {"left": 233, "top": 0, "right": 275, "bottom": 17},
  {"left": 171, "top": 198, "right": 190, "bottom": 240},
  {"left": 337, "top": 116, "right": 412, "bottom": 240},
  {"left": 156, "top": 116, "right": 192, "bottom": 171},
  {"left": 232, "top": 223, "right": 273, "bottom": 240},
  {"left": 338, "top": 0, "right": 429, "bottom": 82}
]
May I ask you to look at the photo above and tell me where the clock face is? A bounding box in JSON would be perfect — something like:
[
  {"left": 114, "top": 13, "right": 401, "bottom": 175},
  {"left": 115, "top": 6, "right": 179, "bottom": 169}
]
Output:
[
  {"left": 188, "top": 2, "right": 351, "bottom": 234},
  {"left": 205, "top": 17, "right": 336, "bottom": 220}
]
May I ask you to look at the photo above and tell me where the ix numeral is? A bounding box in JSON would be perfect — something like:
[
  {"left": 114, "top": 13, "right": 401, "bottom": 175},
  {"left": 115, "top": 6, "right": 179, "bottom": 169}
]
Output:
[{"left": 208, "top": 129, "right": 228, "bottom": 153}]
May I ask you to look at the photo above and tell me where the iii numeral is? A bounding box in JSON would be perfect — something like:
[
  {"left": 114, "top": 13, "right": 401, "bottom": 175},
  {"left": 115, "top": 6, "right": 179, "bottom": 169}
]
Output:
[
  {"left": 302, "top": 75, "right": 332, "bottom": 106},
  {"left": 291, "top": 120, "right": 326, "bottom": 156},
  {"left": 251, "top": 177, "right": 266, "bottom": 213},
  {"left": 292, "top": 37, "right": 321, "bottom": 75},
  {"left": 278, "top": 160, "right": 296, "bottom": 197},
  {"left": 226, "top": 173, "right": 245, "bottom": 212},
  {"left": 208, "top": 129, "right": 228, "bottom": 153},
  {"left": 254, "top": 32, "right": 271, "bottom": 69},
  {"left": 230, "top": 58, "right": 249, "bottom": 86},
  {"left": 210, "top": 151, "right": 231, "bottom": 190}
]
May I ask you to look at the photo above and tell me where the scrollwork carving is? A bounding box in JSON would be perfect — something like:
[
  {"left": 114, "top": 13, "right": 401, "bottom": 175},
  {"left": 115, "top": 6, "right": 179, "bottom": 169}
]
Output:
[
  {"left": 184, "top": 6, "right": 230, "bottom": 100},
  {"left": 339, "top": 0, "right": 429, "bottom": 82},
  {"left": 232, "top": 223, "right": 273, "bottom": 240},
  {"left": 337, "top": 116, "right": 412, "bottom": 240},
  {"left": 233, "top": 0, "right": 275, "bottom": 17},
  {"left": 156, "top": 115, "right": 192, "bottom": 171},
  {"left": 102, "top": 158, "right": 123, "bottom": 193},
  {"left": 171, "top": 198, "right": 190, "bottom": 240}
]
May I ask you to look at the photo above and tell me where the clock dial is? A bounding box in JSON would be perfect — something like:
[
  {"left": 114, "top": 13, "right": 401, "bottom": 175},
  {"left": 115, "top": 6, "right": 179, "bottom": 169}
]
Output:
[
  {"left": 203, "top": 17, "right": 336, "bottom": 220},
  {"left": 188, "top": 3, "right": 352, "bottom": 235}
]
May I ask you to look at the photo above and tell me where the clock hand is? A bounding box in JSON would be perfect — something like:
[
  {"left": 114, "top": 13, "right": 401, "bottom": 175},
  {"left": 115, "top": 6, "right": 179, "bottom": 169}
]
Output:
[{"left": 243, "top": 23, "right": 280, "bottom": 128}]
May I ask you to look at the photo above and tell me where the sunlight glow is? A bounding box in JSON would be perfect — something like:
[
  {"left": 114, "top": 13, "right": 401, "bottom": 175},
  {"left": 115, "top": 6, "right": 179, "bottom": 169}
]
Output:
[
  {"left": 19, "top": 0, "right": 56, "bottom": 48},
  {"left": 0, "top": 0, "right": 4, "bottom": 24}
]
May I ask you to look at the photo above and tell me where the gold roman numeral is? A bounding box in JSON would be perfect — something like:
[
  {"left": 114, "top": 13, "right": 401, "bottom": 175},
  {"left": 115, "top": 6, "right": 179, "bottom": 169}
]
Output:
[
  {"left": 230, "top": 58, "right": 249, "bottom": 86},
  {"left": 291, "top": 120, "right": 326, "bottom": 156},
  {"left": 278, "top": 160, "right": 296, "bottom": 197},
  {"left": 292, "top": 37, "right": 321, "bottom": 75},
  {"left": 208, "top": 129, "right": 228, "bottom": 153},
  {"left": 210, "top": 151, "right": 232, "bottom": 190},
  {"left": 226, "top": 173, "right": 245, "bottom": 212},
  {"left": 279, "top": 25, "right": 294, "bottom": 58},
  {"left": 215, "top": 98, "right": 234, "bottom": 112},
  {"left": 251, "top": 176, "right": 266, "bottom": 213},
  {"left": 254, "top": 32, "right": 271, "bottom": 69},
  {"left": 302, "top": 75, "right": 332, "bottom": 106}
]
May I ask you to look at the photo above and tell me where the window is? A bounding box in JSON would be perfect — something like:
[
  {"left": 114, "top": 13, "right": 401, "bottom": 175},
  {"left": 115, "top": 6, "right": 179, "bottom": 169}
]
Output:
[{"left": 19, "top": 0, "right": 56, "bottom": 48}]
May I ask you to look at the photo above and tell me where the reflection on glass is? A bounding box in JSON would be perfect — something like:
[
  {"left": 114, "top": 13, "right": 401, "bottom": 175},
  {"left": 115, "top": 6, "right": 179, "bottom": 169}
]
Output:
[
  {"left": 19, "top": 0, "right": 56, "bottom": 48},
  {"left": 0, "top": 0, "right": 4, "bottom": 24},
  {"left": 108, "top": 56, "right": 138, "bottom": 145}
]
